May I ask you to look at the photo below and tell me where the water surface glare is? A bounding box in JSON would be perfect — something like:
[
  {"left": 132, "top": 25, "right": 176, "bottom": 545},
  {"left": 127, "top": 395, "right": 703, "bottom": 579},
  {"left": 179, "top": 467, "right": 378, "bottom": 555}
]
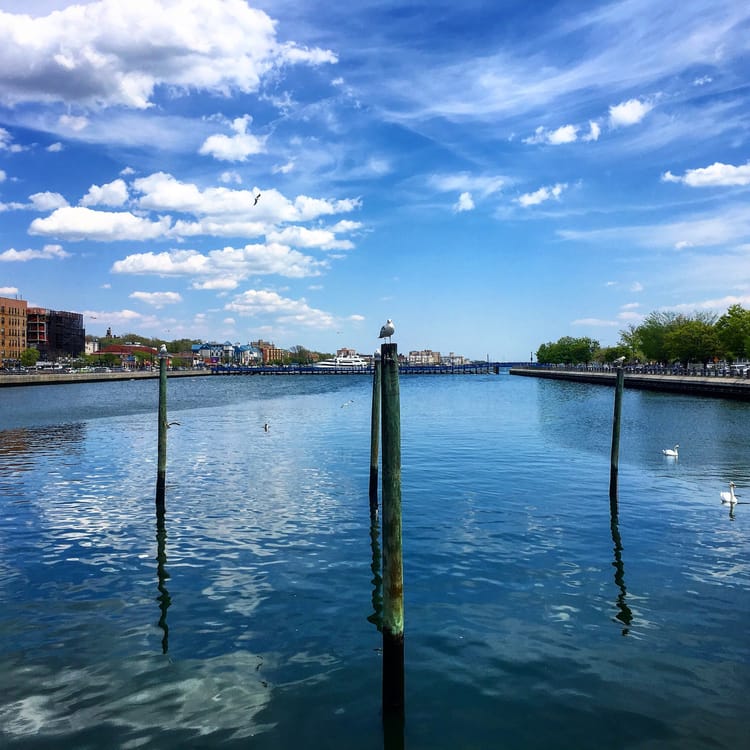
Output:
[{"left": 0, "top": 373, "right": 748, "bottom": 749}]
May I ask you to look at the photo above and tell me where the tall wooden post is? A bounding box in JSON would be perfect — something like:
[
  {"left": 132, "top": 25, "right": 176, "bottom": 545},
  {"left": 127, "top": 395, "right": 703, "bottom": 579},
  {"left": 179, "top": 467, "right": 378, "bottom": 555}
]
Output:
[
  {"left": 369, "top": 359, "right": 381, "bottom": 510},
  {"left": 380, "top": 342, "right": 404, "bottom": 721},
  {"left": 609, "top": 365, "right": 624, "bottom": 501},
  {"left": 156, "top": 345, "right": 168, "bottom": 511}
]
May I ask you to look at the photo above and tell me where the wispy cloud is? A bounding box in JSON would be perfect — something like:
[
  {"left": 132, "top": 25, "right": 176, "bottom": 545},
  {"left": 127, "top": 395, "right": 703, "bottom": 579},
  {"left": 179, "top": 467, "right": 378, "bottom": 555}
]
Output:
[{"left": 517, "top": 183, "right": 566, "bottom": 207}]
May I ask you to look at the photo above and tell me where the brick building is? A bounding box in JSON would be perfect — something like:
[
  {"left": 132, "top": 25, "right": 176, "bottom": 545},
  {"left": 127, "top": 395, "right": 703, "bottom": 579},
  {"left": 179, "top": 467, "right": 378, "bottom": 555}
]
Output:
[{"left": 0, "top": 296, "right": 28, "bottom": 364}]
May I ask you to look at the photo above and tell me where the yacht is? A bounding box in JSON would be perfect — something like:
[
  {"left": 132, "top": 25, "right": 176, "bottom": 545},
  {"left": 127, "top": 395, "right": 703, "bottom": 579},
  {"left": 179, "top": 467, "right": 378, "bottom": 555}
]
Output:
[{"left": 313, "top": 354, "right": 369, "bottom": 370}]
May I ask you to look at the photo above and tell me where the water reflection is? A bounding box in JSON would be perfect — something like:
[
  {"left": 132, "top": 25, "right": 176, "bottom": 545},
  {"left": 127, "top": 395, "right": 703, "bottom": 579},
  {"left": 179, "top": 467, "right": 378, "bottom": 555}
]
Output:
[
  {"left": 0, "top": 422, "right": 86, "bottom": 474},
  {"left": 155, "top": 505, "right": 171, "bottom": 654},
  {"left": 609, "top": 496, "right": 633, "bottom": 635}
]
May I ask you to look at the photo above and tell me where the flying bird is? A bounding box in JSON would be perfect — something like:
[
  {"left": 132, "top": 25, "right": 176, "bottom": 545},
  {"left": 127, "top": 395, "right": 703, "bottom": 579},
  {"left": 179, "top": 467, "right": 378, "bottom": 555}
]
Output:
[
  {"left": 662, "top": 444, "right": 679, "bottom": 458},
  {"left": 253, "top": 192, "right": 261, "bottom": 206},
  {"left": 379, "top": 319, "right": 395, "bottom": 341},
  {"left": 720, "top": 481, "right": 738, "bottom": 505}
]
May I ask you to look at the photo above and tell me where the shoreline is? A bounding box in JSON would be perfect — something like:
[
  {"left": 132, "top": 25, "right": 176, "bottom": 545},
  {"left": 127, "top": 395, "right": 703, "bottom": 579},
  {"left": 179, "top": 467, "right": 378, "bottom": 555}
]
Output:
[
  {"left": 510, "top": 366, "right": 750, "bottom": 401},
  {"left": 0, "top": 369, "right": 212, "bottom": 388}
]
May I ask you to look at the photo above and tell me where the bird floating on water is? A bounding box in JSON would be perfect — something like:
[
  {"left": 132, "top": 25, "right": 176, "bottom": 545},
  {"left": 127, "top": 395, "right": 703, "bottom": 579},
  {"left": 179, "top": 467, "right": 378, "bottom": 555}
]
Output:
[
  {"left": 379, "top": 319, "right": 395, "bottom": 342},
  {"left": 720, "top": 481, "right": 738, "bottom": 505},
  {"left": 662, "top": 444, "right": 679, "bottom": 457}
]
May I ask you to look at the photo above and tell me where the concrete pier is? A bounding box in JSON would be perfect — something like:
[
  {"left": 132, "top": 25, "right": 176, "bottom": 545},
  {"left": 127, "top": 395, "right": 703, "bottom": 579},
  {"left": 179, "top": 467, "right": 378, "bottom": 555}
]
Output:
[{"left": 510, "top": 367, "right": 750, "bottom": 401}]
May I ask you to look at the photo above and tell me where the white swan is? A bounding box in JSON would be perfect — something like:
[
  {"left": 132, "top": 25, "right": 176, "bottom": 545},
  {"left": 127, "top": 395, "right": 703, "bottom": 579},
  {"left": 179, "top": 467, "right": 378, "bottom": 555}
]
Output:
[
  {"left": 720, "top": 481, "right": 738, "bottom": 505},
  {"left": 662, "top": 444, "right": 679, "bottom": 457}
]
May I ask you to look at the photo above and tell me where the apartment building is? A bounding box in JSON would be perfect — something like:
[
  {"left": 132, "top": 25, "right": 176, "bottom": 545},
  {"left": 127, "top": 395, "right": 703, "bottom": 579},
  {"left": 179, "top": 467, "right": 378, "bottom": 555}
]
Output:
[{"left": 0, "top": 296, "right": 28, "bottom": 364}]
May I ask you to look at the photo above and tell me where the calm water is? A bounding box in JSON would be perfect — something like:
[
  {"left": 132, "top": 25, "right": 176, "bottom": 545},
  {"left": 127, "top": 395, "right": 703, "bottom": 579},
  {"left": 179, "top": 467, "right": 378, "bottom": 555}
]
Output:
[{"left": 0, "top": 373, "right": 747, "bottom": 749}]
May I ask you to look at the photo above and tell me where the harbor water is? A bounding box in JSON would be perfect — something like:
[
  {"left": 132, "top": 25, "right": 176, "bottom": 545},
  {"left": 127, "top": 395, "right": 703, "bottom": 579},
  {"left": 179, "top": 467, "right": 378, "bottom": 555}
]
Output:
[{"left": 0, "top": 373, "right": 747, "bottom": 748}]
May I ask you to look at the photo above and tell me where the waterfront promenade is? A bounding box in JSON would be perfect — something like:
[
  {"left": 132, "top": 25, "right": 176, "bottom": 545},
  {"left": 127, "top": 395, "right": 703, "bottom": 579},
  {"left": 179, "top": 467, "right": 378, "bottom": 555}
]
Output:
[{"left": 510, "top": 366, "right": 750, "bottom": 400}]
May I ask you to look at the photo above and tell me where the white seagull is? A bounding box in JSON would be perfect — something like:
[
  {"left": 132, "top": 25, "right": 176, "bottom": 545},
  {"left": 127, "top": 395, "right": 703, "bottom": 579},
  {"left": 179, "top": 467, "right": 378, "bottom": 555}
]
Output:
[
  {"left": 720, "top": 481, "right": 738, "bottom": 505},
  {"left": 379, "top": 319, "right": 395, "bottom": 341},
  {"left": 662, "top": 444, "right": 679, "bottom": 457},
  {"left": 614, "top": 355, "right": 626, "bottom": 365}
]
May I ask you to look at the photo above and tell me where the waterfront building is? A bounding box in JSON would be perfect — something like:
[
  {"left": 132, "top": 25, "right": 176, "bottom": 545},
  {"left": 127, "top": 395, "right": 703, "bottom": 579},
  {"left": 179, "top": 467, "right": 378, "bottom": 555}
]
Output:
[
  {"left": 251, "top": 339, "right": 287, "bottom": 364},
  {"left": 0, "top": 295, "right": 28, "bottom": 364},
  {"left": 408, "top": 349, "right": 441, "bottom": 365},
  {"left": 27, "top": 307, "right": 85, "bottom": 360}
]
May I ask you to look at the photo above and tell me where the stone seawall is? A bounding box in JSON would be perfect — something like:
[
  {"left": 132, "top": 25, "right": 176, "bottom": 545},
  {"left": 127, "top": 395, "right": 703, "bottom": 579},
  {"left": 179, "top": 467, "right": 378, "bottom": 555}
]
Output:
[
  {"left": 0, "top": 369, "right": 211, "bottom": 388},
  {"left": 510, "top": 367, "right": 750, "bottom": 401}
]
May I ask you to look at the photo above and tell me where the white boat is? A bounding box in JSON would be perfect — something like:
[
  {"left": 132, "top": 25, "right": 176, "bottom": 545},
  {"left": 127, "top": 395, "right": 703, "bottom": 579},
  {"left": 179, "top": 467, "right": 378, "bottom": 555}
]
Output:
[{"left": 313, "top": 354, "right": 369, "bottom": 370}]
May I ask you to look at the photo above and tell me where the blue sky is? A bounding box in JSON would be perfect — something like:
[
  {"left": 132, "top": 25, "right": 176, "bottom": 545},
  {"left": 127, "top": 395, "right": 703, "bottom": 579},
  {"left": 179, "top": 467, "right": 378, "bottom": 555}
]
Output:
[{"left": 1, "top": 0, "right": 749, "bottom": 361}]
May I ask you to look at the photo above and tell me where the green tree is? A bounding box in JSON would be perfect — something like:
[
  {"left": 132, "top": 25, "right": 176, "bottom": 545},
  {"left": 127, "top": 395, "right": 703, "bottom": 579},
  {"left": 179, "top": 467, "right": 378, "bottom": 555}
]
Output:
[
  {"left": 20, "top": 348, "right": 40, "bottom": 367},
  {"left": 664, "top": 319, "right": 721, "bottom": 365},
  {"left": 715, "top": 304, "right": 750, "bottom": 361}
]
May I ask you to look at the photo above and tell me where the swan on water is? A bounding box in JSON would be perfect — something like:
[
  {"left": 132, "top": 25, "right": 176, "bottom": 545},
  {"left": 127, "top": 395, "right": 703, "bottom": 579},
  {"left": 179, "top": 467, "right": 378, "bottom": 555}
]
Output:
[
  {"left": 662, "top": 444, "right": 679, "bottom": 457},
  {"left": 720, "top": 481, "right": 738, "bottom": 505}
]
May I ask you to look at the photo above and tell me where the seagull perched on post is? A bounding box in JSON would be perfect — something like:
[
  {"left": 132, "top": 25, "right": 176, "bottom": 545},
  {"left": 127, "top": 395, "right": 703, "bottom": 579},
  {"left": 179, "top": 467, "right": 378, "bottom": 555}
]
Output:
[
  {"left": 379, "top": 319, "right": 395, "bottom": 342},
  {"left": 614, "top": 355, "right": 626, "bottom": 365}
]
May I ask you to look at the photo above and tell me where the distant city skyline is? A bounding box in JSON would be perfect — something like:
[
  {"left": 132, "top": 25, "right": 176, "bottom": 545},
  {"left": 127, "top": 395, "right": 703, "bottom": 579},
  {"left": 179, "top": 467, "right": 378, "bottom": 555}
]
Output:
[{"left": 1, "top": 1, "right": 749, "bottom": 360}]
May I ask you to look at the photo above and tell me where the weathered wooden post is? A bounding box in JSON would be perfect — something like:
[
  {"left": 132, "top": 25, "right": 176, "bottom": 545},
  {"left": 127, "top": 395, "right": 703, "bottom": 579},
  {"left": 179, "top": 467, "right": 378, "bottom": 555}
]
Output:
[
  {"left": 156, "top": 505, "right": 171, "bottom": 653},
  {"left": 156, "top": 344, "right": 168, "bottom": 510},
  {"left": 609, "top": 363, "right": 625, "bottom": 501},
  {"left": 370, "top": 358, "right": 381, "bottom": 510},
  {"left": 380, "top": 342, "right": 404, "bottom": 722}
]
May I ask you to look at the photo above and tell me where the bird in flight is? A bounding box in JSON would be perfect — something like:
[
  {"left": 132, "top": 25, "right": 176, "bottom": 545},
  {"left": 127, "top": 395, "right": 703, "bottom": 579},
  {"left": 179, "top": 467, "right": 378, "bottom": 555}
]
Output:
[
  {"left": 379, "top": 319, "right": 395, "bottom": 341},
  {"left": 253, "top": 192, "right": 261, "bottom": 206}
]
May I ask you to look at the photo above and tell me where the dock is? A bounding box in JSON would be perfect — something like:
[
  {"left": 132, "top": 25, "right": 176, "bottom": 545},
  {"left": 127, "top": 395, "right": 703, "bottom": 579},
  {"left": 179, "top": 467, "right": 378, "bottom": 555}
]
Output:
[{"left": 510, "top": 366, "right": 750, "bottom": 401}]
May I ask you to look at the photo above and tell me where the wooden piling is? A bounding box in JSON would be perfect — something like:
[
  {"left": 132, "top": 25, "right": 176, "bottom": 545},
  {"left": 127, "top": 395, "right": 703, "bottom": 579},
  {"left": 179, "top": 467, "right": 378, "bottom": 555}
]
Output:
[
  {"left": 156, "top": 347, "right": 168, "bottom": 510},
  {"left": 156, "top": 506, "right": 171, "bottom": 653},
  {"left": 380, "top": 342, "right": 404, "bottom": 721},
  {"left": 609, "top": 365, "right": 624, "bottom": 501},
  {"left": 369, "top": 359, "right": 381, "bottom": 510}
]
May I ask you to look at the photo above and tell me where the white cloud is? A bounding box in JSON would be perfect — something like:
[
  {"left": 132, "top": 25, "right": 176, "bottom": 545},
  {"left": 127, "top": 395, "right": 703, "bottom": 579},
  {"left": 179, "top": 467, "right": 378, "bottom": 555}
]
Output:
[
  {"left": 46, "top": 142, "right": 63, "bottom": 152},
  {"left": 630, "top": 282, "right": 644, "bottom": 292},
  {"left": 267, "top": 226, "right": 353, "bottom": 251},
  {"left": 273, "top": 160, "right": 295, "bottom": 174},
  {"left": 0, "top": 170, "right": 5, "bottom": 183},
  {"left": 225, "top": 288, "right": 335, "bottom": 328},
  {"left": 29, "top": 206, "right": 171, "bottom": 241},
  {"left": 0, "top": 0, "right": 337, "bottom": 109},
  {"left": 0, "top": 244, "right": 70, "bottom": 262},
  {"left": 454, "top": 192, "right": 475, "bottom": 212},
  {"left": 0, "top": 286, "right": 19, "bottom": 295},
  {"left": 112, "top": 243, "right": 325, "bottom": 280},
  {"left": 80, "top": 179, "right": 129, "bottom": 207},
  {"left": 582, "top": 121, "right": 600, "bottom": 142},
  {"left": 429, "top": 172, "right": 505, "bottom": 197},
  {"left": 548, "top": 124, "right": 578, "bottom": 144},
  {"left": 199, "top": 115, "right": 266, "bottom": 162},
  {"left": 693, "top": 75, "right": 713, "bottom": 86},
  {"left": 661, "top": 161, "right": 750, "bottom": 187},
  {"left": 0, "top": 126, "right": 24, "bottom": 152},
  {"left": 58, "top": 114, "right": 88, "bottom": 132},
  {"left": 572, "top": 318, "right": 619, "bottom": 327},
  {"left": 609, "top": 98, "right": 654, "bottom": 127},
  {"left": 517, "top": 183, "right": 567, "bottom": 207},
  {"left": 29, "top": 192, "right": 69, "bottom": 211},
  {"left": 219, "top": 171, "right": 242, "bottom": 184},
  {"left": 129, "top": 291, "right": 182, "bottom": 308}
]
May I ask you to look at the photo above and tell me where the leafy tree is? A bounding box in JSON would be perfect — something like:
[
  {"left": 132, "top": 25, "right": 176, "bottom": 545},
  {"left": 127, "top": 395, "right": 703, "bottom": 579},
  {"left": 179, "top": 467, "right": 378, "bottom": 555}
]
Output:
[
  {"left": 635, "top": 311, "right": 683, "bottom": 363},
  {"left": 664, "top": 319, "right": 721, "bottom": 365},
  {"left": 715, "top": 304, "right": 750, "bottom": 361},
  {"left": 20, "top": 348, "right": 40, "bottom": 367},
  {"left": 597, "top": 345, "right": 630, "bottom": 363},
  {"left": 535, "top": 336, "right": 599, "bottom": 364}
]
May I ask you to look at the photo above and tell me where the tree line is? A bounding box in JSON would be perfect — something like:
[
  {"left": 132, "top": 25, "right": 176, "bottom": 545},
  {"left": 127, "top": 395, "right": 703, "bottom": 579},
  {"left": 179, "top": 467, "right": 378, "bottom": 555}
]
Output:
[{"left": 536, "top": 304, "right": 750, "bottom": 366}]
